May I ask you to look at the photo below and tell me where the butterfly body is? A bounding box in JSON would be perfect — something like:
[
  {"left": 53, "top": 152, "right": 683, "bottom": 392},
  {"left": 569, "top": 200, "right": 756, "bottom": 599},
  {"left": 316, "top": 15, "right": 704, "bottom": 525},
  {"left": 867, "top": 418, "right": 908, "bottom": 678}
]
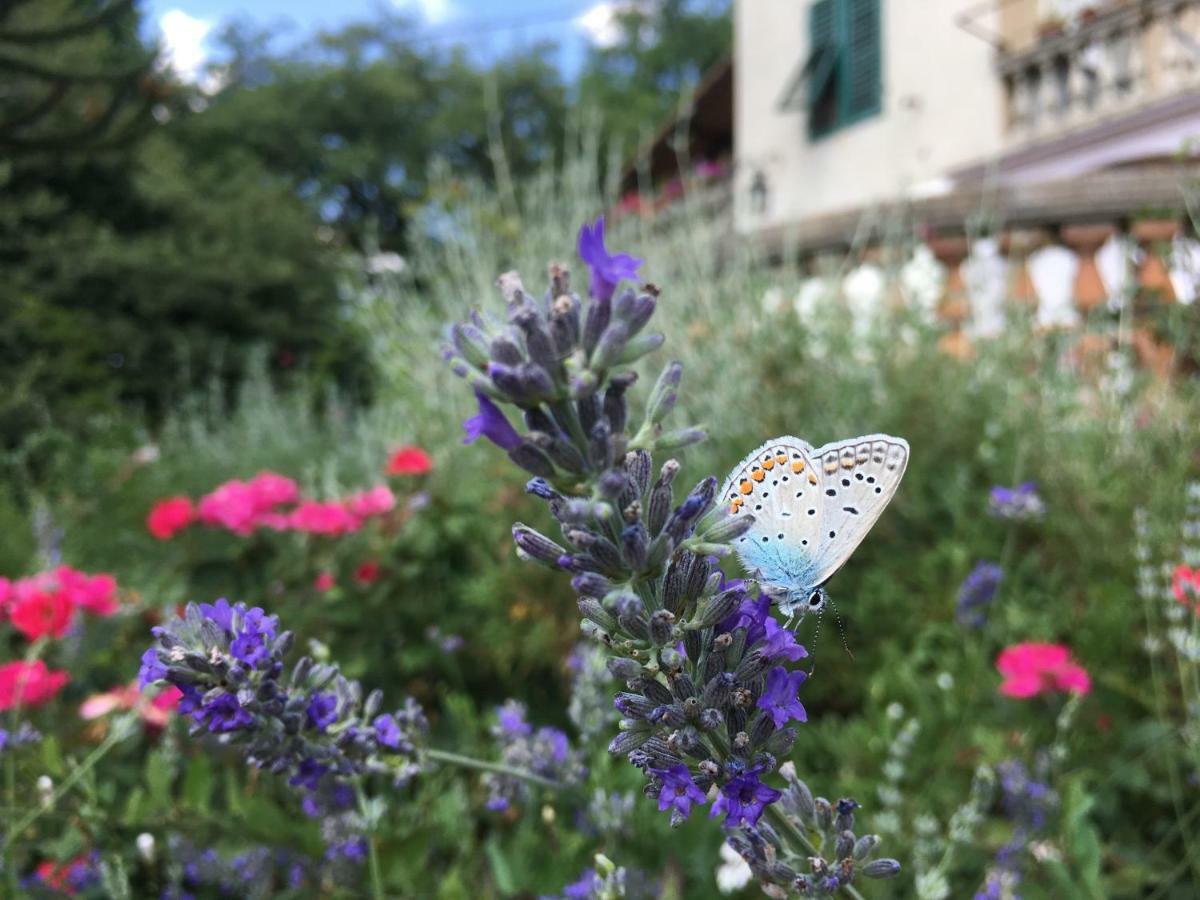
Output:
[{"left": 719, "top": 434, "right": 909, "bottom": 617}]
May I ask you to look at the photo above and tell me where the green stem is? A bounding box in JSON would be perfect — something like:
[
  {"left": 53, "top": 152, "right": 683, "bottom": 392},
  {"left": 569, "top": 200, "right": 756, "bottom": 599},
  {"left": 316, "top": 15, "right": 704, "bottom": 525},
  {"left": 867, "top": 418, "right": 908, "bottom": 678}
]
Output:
[
  {"left": 766, "top": 804, "right": 868, "bottom": 900},
  {"left": 424, "top": 748, "right": 561, "bottom": 790},
  {"left": 355, "top": 782, "right": 386, "bottom": 900},
  {"left": 0, "top": 715, "right": 132, "bottom": 854}
]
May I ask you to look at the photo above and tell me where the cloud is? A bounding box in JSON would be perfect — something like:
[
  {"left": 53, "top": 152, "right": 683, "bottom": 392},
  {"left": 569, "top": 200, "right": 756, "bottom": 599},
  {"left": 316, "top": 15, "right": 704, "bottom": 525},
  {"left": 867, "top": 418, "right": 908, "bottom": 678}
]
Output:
[
  {"left": 575, "top": 1, "right": 653, "bottom": 48},
  {"left": 158, "top": 9, "right": 213, "bottom": 83},
  {"left": 395, "top": 0, "right": 457, "bottom": 24}
]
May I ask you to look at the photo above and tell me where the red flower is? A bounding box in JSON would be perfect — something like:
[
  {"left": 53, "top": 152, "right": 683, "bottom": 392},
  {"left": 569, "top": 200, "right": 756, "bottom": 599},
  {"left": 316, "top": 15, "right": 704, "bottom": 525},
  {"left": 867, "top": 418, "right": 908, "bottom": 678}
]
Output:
[
  {"left": 0, "top": 660, "right": 69, "bottom": 710},
  {"left": 146, "top": 496, "right": 196, "bottom": 540},
  {"left": 314, "top": 571, "right": 336, "bottom": 592},
  {"left": 7, "top": 585, "right": 74, "bottom": 640},
  {"left": 55, "top": 566, "right": 118, "bottom": 616},
  {"left": 386, "top": 445, "right": 433, "bottom": 476},
  {"left": 34, "top": 855, "right": 91, "bottom": 893},
  {"left": 1173, "top": 564, "right": 1200, "bottom": 613},
  {"left": 996, "top": 642, "right": 1091, "bottom": 699},
  {"left": 354, "top": 560, "right": 381, "bottom": 585}
]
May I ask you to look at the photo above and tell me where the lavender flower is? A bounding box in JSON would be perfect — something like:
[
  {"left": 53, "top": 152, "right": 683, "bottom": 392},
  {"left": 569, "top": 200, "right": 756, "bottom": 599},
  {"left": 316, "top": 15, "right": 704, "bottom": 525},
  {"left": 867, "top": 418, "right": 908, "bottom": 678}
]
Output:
[
  {"left": 0, "top": 723, "right": 41, "bottom": 756},
  {"left": 956, "top": 561, "right": 1003, "bottom": 628},
  {"left": 577, "top": 216, "right": 643, "bottom": 301},
  {"left": 484, "top": 700, "right": 585, "bottom": 812},
  {"left": 139, "top": 600, "right": 428, "bottom": 816},
  {"left": 976, "top": 759, "right": 1058, "bottom": 900},
  {"left": 756, "top": 667, "right": 808, "bottom": 729},
  {"left": 651, "top": 763, "right": 707, "bottom": 821},
  {"left": 711, "top": 765, "right": 782, "bottom": 827},
  {"left": 568, "top": 642, "right": 618, "bottom": 742},
  {"left": 988, "top": 482, "right": 1046, "bottom": 522},
  {"left": 463, "top": 389, "right": 522, "bottom": 451}
]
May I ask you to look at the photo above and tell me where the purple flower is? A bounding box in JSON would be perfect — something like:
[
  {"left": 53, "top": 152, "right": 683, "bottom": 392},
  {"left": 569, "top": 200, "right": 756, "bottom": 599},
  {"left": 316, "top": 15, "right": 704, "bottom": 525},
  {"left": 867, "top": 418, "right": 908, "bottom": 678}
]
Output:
[
  {"left": 719, "top": 596, "right": 771, "bottom": 645},
  {"left": 138, "top": 647, "right": 168, "bottom": 688},
  {"left": 462, "top": 389, "right": 522, "bottom": 451},
  {"left": 289, "top": 758, "right": 328, "bottom": 792},
  {"left": 537, "top": 727, "right": 570, "bottom": 767},
  {"left": 374, "top": 713, "right": 402, "bottom": 748},
  {"left": 306, "top": 693, "right": 338, "bottom": 731},
  {"left": 496, "top": 700, "right": 532, "bottom": 737},
  {"left": 198, "top": 598, "right": 235, "bottom": 633},
  {"left": 988, "top": 482, "right": 1045, "bottom": 521},
  {"left": 577, "top": 216, "right": 643, "bottom": 301},
  {"left": 230, "top": 607, "right": 278, "bottom": 667},
  {"left": 760, "top": 617, "right": 808, "bottom": 662},
  {"left": 710, "top": 766, "right": 782, "bottom": 827},
  {"left": 956, "top": 561, "right": 1003, "bottom": 628},
  {"left": 562, "top": 868, "right": 597, "bottom": 899},
  {"left": 757, "top": 666, "right": 808, "bottom": 728},
  {"left": 199, "top": 693, "right": 254, "bottom": 733},
  {"left": 652, "top": 763, "right": 707, "bottom": 819}
]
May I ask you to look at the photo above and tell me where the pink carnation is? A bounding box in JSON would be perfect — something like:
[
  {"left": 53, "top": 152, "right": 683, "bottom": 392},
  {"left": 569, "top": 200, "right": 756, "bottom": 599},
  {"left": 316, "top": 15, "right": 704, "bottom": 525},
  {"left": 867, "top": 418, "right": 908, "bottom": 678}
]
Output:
[
  {"left": 247, "top": 471, "right": 300, "bottom": 509},
  {"left": 146, "top": 496, "right": 196, "bottom": 540},
  {"left": 386, "top": 445, "right": 433, "bottom": 476},
  {"left": 1173, "top": 564, "right": 1200, "bottom": 613},
  {"left": 343, "top": 485, "right": 396, "bottom": 519},
  {"left": 996, "top": 642, "right": 1091, "bottom": 699},
  {"left": 198, "top": 480, "right": 261, "bottom": 535},
  {"left": 81, "top": 682, "right": 180, "bottom": 732},
  {"left": 314, "top": 571, "right": 336, "bottom": 592},
  {"left": 289, "top": 500, "right": 361, "bottom": 536},
  {"left": 0, "top": 660, "right": 69, "bottom": 710},
  {"left": 7, "top": 581, "right": 74, "bottom": 640},
  {"left": 55, "top": 566, "right": 118, "bottom": 616}
]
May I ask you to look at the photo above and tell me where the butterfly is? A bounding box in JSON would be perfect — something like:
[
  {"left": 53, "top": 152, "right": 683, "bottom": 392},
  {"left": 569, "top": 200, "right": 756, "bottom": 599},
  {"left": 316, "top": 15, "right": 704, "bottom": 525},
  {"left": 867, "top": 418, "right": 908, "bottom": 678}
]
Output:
[{"left": 718, "top": 434, "right": 909, "bottom": 619}]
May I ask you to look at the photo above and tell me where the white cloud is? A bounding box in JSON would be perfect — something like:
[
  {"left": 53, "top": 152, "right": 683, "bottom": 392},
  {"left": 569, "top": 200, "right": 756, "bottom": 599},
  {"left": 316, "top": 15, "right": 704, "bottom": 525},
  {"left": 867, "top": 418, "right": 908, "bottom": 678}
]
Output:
[
  {"left": 575, "top": 1, "right": 654, "bottom": 48},
  {"left": 395, "top": 0, "right": 456, "bottom": 24},
  {"left": 158, "top": 9, "right": 213, "bottom": 84}
]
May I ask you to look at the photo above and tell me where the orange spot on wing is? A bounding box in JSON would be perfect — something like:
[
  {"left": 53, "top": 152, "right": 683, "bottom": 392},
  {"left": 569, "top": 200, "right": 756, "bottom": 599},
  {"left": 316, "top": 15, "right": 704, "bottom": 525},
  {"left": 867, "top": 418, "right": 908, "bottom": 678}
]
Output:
[
  {"left": 751, "top": 470, "right": 765, "bottom": 482},
  {"left": 776, "top": 454, "right": 787, "bottom": 464},
  {"left": 807, "top": 472, "right": 818, "bottom": 485},
  {"left": 762, "top": 458, "right": 775, "bottom": 470},
  {"left": 791, "top": 460, "right": 805, "bottom": 474},
  {"left": 739, "top": 481, "right": 753, "bottom": 495}
]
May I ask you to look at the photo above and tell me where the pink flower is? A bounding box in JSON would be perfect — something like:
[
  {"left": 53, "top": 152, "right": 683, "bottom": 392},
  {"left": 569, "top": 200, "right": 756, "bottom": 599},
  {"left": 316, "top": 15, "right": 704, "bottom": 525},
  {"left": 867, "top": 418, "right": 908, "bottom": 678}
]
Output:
[
  {"left": 386, "top": 446, "right": 433, "bottom": 476},
  {"left": 198, "top": 480, "right": 261, "bottom": 535},
  {"left": 354, "top": 560, "right": 381, "bottom": 585},
  {"left": 314, "top": 571, "right": 336, "bottom": 592},
  {"left": 1173, "top": 564, "right": 1200, "bottom": 613},
  {"left": 0, "top": 660, "right": 69, "bottom": 710},
  {"left": 7, "top": 584, "right": 74, "bottom": 640},
  {"left": 81, "top": 682, "right": 180, "bottom": 731},
  {"left": 996, "top": 642, "right": 1091, "bottom": 699},
  {"left": 146, "top": 496, "right": 196, "bottom": 540},
  {"left": 289, "top": 500, "right": 361, "bottom": 536},
  {"left": 247, "top": 471, "right": 299, "bottom": 509},
  {"left": 343, "top": 485, "right": 396, "bottom": 519},
  {"left": 55, "top": 566, "right": 118, "bottom": 616}
]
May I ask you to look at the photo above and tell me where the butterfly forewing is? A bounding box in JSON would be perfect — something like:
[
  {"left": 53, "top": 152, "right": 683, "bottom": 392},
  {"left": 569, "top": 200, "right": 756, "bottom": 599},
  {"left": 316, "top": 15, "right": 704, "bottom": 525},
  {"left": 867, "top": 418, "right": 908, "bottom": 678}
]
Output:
[
  {"left": 719, "top": 436, "right": 827, "bottom": 588},
  {"left": 806, "top": 435, "right": 909, "bottom": 586}
]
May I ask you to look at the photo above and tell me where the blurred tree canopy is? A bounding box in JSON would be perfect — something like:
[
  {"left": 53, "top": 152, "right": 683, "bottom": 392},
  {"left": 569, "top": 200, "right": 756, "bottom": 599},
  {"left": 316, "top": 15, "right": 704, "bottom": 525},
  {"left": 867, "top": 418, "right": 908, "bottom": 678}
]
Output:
[{"left": 0, "top": 0, "right": 729, "bottom": 456}]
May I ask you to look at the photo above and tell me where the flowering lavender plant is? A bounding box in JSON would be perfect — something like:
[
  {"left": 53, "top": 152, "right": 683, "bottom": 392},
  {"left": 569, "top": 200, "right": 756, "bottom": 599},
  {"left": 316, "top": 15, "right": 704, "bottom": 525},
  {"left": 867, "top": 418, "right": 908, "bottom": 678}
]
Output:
[
  {"left": 443, "top": 219, "right": 900, "bottom": 897},
  {"left": 988, "top": 483, "right": 1045, "bottom": 522},
  {"left": 484, "top": 700, "right": 586, "bottom": 812},
  {"left": 956, "top": 562, "right": 1003, "bottom": 629}
]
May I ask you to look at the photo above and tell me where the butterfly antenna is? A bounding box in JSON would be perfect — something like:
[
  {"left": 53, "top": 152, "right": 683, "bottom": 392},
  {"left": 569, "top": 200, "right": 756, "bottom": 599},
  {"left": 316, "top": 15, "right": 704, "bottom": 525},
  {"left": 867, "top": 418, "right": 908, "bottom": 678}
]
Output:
[
  {"left": 829, "top": 596, "right": 856, "bottom": 662},
  {"left": 806, "top": 610, "right": 823, "bottom": 677}
]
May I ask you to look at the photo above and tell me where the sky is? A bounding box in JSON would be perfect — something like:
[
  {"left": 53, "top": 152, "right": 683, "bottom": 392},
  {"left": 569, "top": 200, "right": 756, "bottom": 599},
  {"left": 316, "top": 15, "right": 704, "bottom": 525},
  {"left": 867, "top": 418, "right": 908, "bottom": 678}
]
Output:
[{"left": 146, "top": 0, "right": 632, "bottom": 83}]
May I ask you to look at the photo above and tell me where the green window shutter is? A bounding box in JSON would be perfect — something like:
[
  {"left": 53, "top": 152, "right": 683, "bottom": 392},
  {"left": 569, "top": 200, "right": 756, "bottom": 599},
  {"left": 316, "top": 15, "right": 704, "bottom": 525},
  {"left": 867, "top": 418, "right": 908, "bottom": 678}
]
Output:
[
  {"left": 843, "top": 0, "right": 882, "bottom": 122},
  {"left": 808, "top": 0, "right": 840, "bottom": 136}
]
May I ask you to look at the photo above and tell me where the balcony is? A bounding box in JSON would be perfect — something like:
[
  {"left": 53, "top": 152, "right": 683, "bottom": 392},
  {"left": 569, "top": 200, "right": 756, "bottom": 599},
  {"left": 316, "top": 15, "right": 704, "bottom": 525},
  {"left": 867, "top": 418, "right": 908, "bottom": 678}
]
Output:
[{"left": 998, "top": 0, "right": 1200, "bottom": 143}]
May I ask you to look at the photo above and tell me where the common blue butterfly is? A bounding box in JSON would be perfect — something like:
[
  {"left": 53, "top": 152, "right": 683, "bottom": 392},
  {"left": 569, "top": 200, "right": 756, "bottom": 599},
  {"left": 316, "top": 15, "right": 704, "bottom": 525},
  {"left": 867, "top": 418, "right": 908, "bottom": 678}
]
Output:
[{"left": 719, "top": 434, "right": 909, "bottom": 618}]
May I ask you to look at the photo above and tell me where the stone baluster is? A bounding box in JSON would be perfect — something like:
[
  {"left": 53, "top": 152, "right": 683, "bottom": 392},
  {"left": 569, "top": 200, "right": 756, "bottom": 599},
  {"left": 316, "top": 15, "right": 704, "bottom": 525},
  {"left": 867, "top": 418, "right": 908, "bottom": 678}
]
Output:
[
  {"left": 928, "top": 235, "right": 972, "bottom": 358},
  {"left": 1133, "top": 219, "right": 1179, "bottom": 303},
  {"left": 1063, "top": 224, "right": 1114, "bottom": 313}
]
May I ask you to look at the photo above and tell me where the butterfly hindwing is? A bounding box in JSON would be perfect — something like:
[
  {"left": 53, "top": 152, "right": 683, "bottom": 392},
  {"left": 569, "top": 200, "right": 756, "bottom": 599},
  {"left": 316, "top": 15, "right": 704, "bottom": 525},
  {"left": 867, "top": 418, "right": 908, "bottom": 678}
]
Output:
[
  {"left": 719, "top": 436, "right": 825, "bottom": 589},
  {"left": 806, "top": 434, "right": 909, "bottom": 587}
]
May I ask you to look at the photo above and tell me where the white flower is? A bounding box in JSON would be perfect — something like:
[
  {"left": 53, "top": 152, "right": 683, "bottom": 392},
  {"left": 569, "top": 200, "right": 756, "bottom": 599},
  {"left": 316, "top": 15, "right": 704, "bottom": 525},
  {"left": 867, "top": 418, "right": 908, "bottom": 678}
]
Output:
[
  {"left": 716, "top": 842, "right": 753, "bottom": 894},
  {"left": 136, "top": 833, "right": 156, "bottom": 863},
  {"left": 936, "top": 672, "right": 954, "bottom": 691},
  {"left": 761, "top": 286, "right": 786, "bottom": 314},
  {"left": 886, "top": 702, "right": 905, "bottom": 720}
]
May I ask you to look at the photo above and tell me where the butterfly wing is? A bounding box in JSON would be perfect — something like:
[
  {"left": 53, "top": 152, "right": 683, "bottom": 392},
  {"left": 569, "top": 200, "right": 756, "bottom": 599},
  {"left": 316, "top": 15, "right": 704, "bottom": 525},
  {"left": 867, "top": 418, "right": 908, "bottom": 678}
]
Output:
[
  {"left": 719, "top": 436, "right": 827, "bottom": 590},
  {"left": 805, "top": 434, "right": 909, "bottom": 587}
]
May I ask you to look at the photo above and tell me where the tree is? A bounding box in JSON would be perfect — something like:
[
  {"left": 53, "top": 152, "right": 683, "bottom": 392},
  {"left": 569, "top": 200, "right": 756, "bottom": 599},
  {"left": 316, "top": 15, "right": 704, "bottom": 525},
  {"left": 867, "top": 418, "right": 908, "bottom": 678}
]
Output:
[{"left": 576, "top": 0, "right": 732, "bottom": 156}]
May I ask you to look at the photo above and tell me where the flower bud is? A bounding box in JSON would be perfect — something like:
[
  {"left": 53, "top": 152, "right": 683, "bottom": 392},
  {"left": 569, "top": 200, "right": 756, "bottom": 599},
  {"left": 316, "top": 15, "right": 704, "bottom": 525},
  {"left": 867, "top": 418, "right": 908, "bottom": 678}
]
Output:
[
  {"left": 616, "top": 332, "right": 664, "bottom": 365},
  {"left": 836, "top": 830, "right": 855, "bottom": 861},
  {"left": 512, "top": 524, "right": 567, "bottom": 567},
  {"left": 451, "top": 321, "right": 491, "bottom": 368},
  {"left": 698, "top": 510, "right": 756, "bottom": 545},
  {"left": 853, "top": 835, "right": 880, "bottom": 860},
  {"left": 622, "top": 523, "right": 650, "bottom": 572},
  {"left": 608, "top": 728, "right": 652, "bottom": 756},
  {"left": 582, "top": 294, "right": 612, "bottom": 358},
  {"left": 689, "top": 587, "right": 743, "bottom": 629},
  {"left": 861, "top": 859, "right": 901, "bottom": 879},
  {"left": 591, "top": 321, "right": 630, "bottom": 370},
  {"left": 606, "top": 657, "right": 643, "bottom": 680},
  {"left": 507, "top": 443, "right": 556, "bottom": 478},
  {"left": 644, "top": 362, "right": 682, "bottom": 427},
  {"left": 649, "top": 609, "right": 676, "bottom": 645},
  {"left": 654, "top": 427, "right": 707, "bottom": 452},
  {"left": 489, "top": 334, "right": 524, "bottom": 366},
  {"left": 578, "top": 598, "right": 619, "bottom": 633}
]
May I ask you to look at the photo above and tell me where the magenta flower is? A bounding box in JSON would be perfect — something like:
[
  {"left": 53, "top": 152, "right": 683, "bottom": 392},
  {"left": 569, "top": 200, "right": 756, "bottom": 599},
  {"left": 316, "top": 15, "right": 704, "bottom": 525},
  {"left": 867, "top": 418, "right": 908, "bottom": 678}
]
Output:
[
  {"left": 577, "top": 216, "right": 643, "bottom": 301},
  {"left": 996, "top": 642, "right": 1091, "bottom": 698},
  {"left": 462, "top": 389, "right": 522, "bottom": 451},
  {"left": 652, "top": 763, "right": 707, "bottom": 819},
  {"left": 757, "top": 666, "right": 808, "bottom": 728},
  {"left": 710, "top": 765, "right": 782, "bottom": 826}
]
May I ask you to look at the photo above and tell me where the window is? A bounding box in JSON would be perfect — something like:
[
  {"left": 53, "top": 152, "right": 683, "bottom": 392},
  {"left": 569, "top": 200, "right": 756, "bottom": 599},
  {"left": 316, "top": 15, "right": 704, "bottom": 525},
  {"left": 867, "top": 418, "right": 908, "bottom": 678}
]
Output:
[{"left": 807, "top": 0, "right": 882, "bottom": 139}]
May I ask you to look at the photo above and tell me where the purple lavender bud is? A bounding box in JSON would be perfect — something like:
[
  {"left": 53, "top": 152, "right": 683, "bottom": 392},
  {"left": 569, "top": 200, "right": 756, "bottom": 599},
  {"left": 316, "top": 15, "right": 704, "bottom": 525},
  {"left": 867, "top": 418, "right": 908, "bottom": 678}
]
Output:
[
  {"left": 649, "top": 609, "right": 676, "bottom": 646},
  {"left": 861, "top": 859, "right": 901, "bottom": 879},
  {"left": 623, "top": 448, "right": 651, "bottom": 497},
  {"left": 489, "top": 334, "right": 524, "bottom": 366},
  {"left": 615, "top": 291, "right": 656, "bottom": 335},
  {"left": 525, "top": 478, "right": 558, "bottom": 500},
  {"left": 702, "top": 672, "right": 735, "bottom": 708},
  {"left": 621, "top": 522, "right": 650, "bottom": 571},
  {"left": 645, "top": 361, "right": 682, "bottom": 426},
  {"left": 608, "top": 729, "right": 652, "bottom": 756},
  {"left": 587, "top": 417, "right": 614, "bottom": 471},
  {"left": 487, "top": 361, "right": 526, "bottom": 401},
  {"left": 578, "top": 598, "right": 619, "bottom": 633},
  {"left": 571, "top": 572, "right": 612, "bottom": 598},
  {"left": 548, "top": 294, "right": 580, "bottom": 355},
  {"left": 606, "top": 657, "right": 642, "bottom": 680},
  {"left": 698, "top": 707, "right": 723, "bottom": 731},
  {"left": 507, "top": 443, "right": 556, "bottom": 478},
  {"left": 517, "top": 363, "right": 555, "bottom": 402},
  {"left": 699, "top": 511, "right": 756, "bottom": 545},
  {"left": 614, "top": 692, "right": 657, "bottom": 719},
  {"left": 512, "top": 523, "right": 567, "bottom": 567},
  {"left": 582, "top": 293, "right": 612, "bottom": 358},
  {"left": 661, "top": 551, "right": 691, "bottom": 615},
  {"left": 591, "top": 321, "right": 630, "bottom": 371},
  {"left": 646, "top": 460, "right": 679, "bottom": 535},
  {"left": 598, "top": 469, "right": 630, "bottom": 499},
  {"left": 655, "top": 427, "right": 707, "bottom": 452},
  {"left": 513, "top": 310, "right": 558, "bottom": 369},
  {"left": 835, "top": 798, "right": 859, "bottom": 832},
  {"left": 527, "top": 430, "right": 587, "bottom": 473},
  {"left": 853, "top": 835, "right": 880, "bottom": 860}
]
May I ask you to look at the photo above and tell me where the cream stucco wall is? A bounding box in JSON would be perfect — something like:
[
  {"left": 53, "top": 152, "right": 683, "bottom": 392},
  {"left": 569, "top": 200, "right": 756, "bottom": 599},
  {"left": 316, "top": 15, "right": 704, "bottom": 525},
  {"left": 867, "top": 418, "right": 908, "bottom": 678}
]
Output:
[{"left": 734, "top": 0, "right": 1006, "bottom": 234}]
